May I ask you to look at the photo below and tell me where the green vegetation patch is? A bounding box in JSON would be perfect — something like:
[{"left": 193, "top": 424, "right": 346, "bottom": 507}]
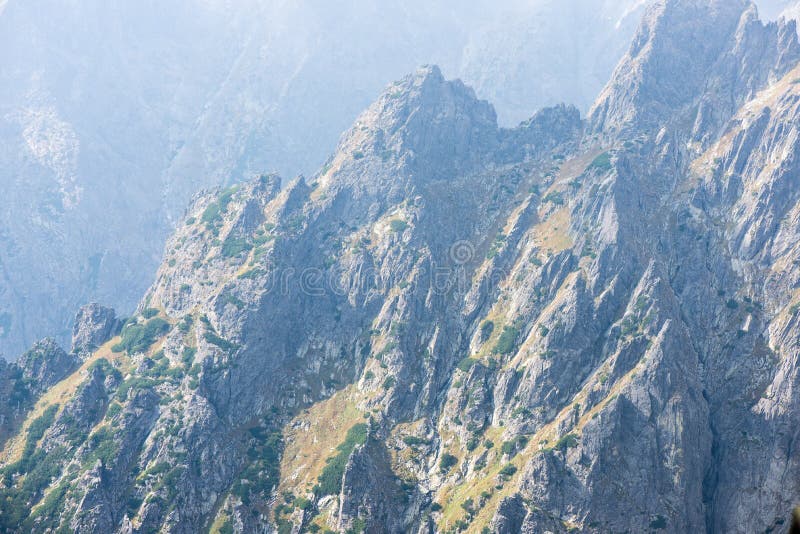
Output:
[
  {"left": 389, "top": 219, "right": 409, "bottom": 233},
  {"left": 542, "top": 191, "right": 564, "bottom": 206},
  {"left": 117, "top": 377, "right": 163, "bottom": 400},
  {"left": 382, "top": 375, "right": 396, "bottom": 389},
  {"left": 202, "top": 202, "right": 222, "bottom": 225},
  {"left": 456, "top": 357, "right": 477, "bottom": 373},
  {"left": 402, "top": 436, "right": 428, "bottom": 447},
  {"left": 486, "top": 233, "right": 507, "bottom": 259},
  {"left": 501, "top": 435, "right": 528, "bottom": 457},
  {"left": 314, "top": 423, "right": 369, "bottom": 497},
  {"left": 24, "top": 480, "right": 69, "bottom": 531},
  {"left": 204, "top": 331, "right": 239, "bottom": 353},
  {"left": 112, "top": 317, "right": 170, "bottom": 354},
  {"left": 201, "top": 186, "right": 238, "bottom": 228},
  {"left": 554, "top": 433, "right": 579, "bottom": 451},
  {"left": 498, "top": 464, "right": 518, "bottom": 477},
  {"left": 106, "top": 402, "right": 123, "bottom": 419},
  {"left": 0, "top": 444, "right": 69, "bottom": 529},
  {"left": 649, "top": 515, "right": 668, "bottom": 530},
  {"left": 439, "top": 453, "right": 458, "bottom": 473},
  {"left": 492, "top": 326, "right": 520, "bottom": 355},
  {"left": 0, "top": 405, "right": 68, "bottom": 531},
  {"left": 85, "top": 426, "right": 118, "bottom": 465},
  {"left": 221, "top": 237, "right": 253, "bottom": 258},
  {"left": 178, "top": 347, "right": 195, "bottom": 366},
  {"left": 10, "top": 404, "right": 59, "bottom": 476},
  {"left": 479, "top": 320, "right": 494, "bottom": 342},
  {"left": 587, "top": 152, "right": 612, "bottom": 173},
  {"left": 88, "top": 358, "right": 122, "bottom": 382},
  {"left": 232, "top": 424, "right": 283, "bottom": 506}
]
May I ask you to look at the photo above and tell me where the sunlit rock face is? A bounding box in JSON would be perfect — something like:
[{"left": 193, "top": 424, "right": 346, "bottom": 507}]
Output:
[{"left": 4, "top": 1, "right": 800, "bottom": 533}]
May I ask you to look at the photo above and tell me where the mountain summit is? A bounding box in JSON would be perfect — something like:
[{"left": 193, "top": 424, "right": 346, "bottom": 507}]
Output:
[{"left": 591, "top": 0, "right": 800, "bottom": 138}]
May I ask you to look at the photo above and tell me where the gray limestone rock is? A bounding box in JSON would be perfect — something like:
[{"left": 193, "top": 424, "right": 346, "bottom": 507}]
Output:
[
  {"left": 71, "top": 303, "right": 121, "bottom": 356},
  {"left": 5, "top": 2, "right": 800, "bottom": 533}
]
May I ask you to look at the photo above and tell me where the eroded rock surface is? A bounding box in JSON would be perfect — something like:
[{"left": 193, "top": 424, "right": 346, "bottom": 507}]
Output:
[{"left": 2, "top": 2, "right": 800, "bottom": 533}]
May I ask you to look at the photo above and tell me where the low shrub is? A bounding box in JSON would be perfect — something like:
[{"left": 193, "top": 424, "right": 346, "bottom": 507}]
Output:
[
  {"left": 554, "top": 433, "right": 579, "bottom": 451},
  {"left": 456, "top": 357, "right": 477, "bottom": 373},
  {"left": 501, "top": 435, "right": 528, "bottom": 457},
  {"left": 389, "top": 219, "right": 408, "bottom": 233},
  {"left": 112, "top": 318, "right": 170, "bottom": 354},
  {"left": 315, "top": 423, "right": 369, "bottom": 497},
  {"left": 587, "top": 152, "right": 612, "bottom": 173},
  {"left": 221, "top": 237, "right": 253, "bottom": 258},
  {"left": 203, "top": 331, "right": 239, "bottom": 353},
  {"left": 498, "top": 464, "right": 517, "bottom": 477},
  {"left": 439, "top": 453, "right": 458, "bottom": 472},
  {"left": 492, "top": 326, "right": 519, "bottom": 355},
  {"left": 479, "top": 320, "right": 494, "bottom": 342}
]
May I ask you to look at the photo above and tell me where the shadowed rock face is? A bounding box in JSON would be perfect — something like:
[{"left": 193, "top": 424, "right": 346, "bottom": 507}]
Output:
[
  {"left": 0, "top": 338, "right": 77, "bottom": 448},
  {"left": 16, "top": 339, "right": 78, "bottom": 393},
  {"left": 3, "top": 1, "right": 800, "bottom": 533}
]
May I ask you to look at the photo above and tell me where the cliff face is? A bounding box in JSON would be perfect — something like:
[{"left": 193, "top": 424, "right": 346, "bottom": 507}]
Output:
[{"left": 3, "top": 1, "right": 800, "bottom": 533}]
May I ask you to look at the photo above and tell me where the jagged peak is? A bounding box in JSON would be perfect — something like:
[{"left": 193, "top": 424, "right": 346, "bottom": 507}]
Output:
[
  {"left": 401, "top": 64, "right": 446, "bottom": 90},
  {"left": 377, "top": 64, "right": 480, "bottom": 109},
  {"left": 17, "top": 338, "right": 78, "bottom": 391},
  {"left": 587, "top": 0, "right": 798, "bottom": 138},
  {"left": 8, "top": 11, "right": 800, "bottom": 531},
  {"left": 497, "top": 104, "right": 584, "bottom": 163},
  {"left": 316, "top": 65, "right": 499, "bottom": 191},
  {"left": 71, "top": 303, "right": 120, "bottom": 356},
  {"left": 185, "top": 173, "right": 282, "bottom": 216},
  {"left": 347, "top": 63, "right": 497, "bottom": 139},
  {"left": 511, "top": 104, "right": 583, "bottom": 142}
]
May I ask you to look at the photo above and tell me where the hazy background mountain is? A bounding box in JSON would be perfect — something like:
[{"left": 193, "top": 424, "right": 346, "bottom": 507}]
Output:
[
  {"left": 783, "top": 1, "right": 800, "bottom": 19},
  {"left": 0, "top": 0, "right": 793, "bottom": 357},
  {"left": 758, "top": 0, "right": 800, "bottom": 18}
]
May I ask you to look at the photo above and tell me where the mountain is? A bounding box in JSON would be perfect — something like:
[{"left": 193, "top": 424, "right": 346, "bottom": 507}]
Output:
[
  {"left": 759, "top": 0, "right": 800, "bottom": 18},
  {"left": 0, "top": 0, "right": 789, "bottom": 359},
  {"left": 783, "top": 1, "right": 800, "bottom": 19},
  {"left": 3, "top": 0, "right": 800, "bottom": 533},
  {"left": 0, "top": 0, "right": 651, "bottom": 358}
]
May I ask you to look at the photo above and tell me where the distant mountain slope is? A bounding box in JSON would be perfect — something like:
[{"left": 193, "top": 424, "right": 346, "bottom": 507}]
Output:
[
  {"left": 782, "top": 1, "right": 800, "bottom": 19},
  {"left": 758, "top": 0, "right": 800, "bottom": 18}
]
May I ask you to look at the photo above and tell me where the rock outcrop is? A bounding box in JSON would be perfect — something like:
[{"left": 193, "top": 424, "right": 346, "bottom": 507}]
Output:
[
  {"left": 72, "top": 304, "right": 122, "bottom": 356},
  {"left": 17, "top": 338, "right": 79, "bottom": 393}
]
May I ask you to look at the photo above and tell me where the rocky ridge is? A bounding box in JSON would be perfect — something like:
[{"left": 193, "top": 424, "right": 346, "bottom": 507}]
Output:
[{"left": 0, "top": 0, "right": 651, "bottom": 359}]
